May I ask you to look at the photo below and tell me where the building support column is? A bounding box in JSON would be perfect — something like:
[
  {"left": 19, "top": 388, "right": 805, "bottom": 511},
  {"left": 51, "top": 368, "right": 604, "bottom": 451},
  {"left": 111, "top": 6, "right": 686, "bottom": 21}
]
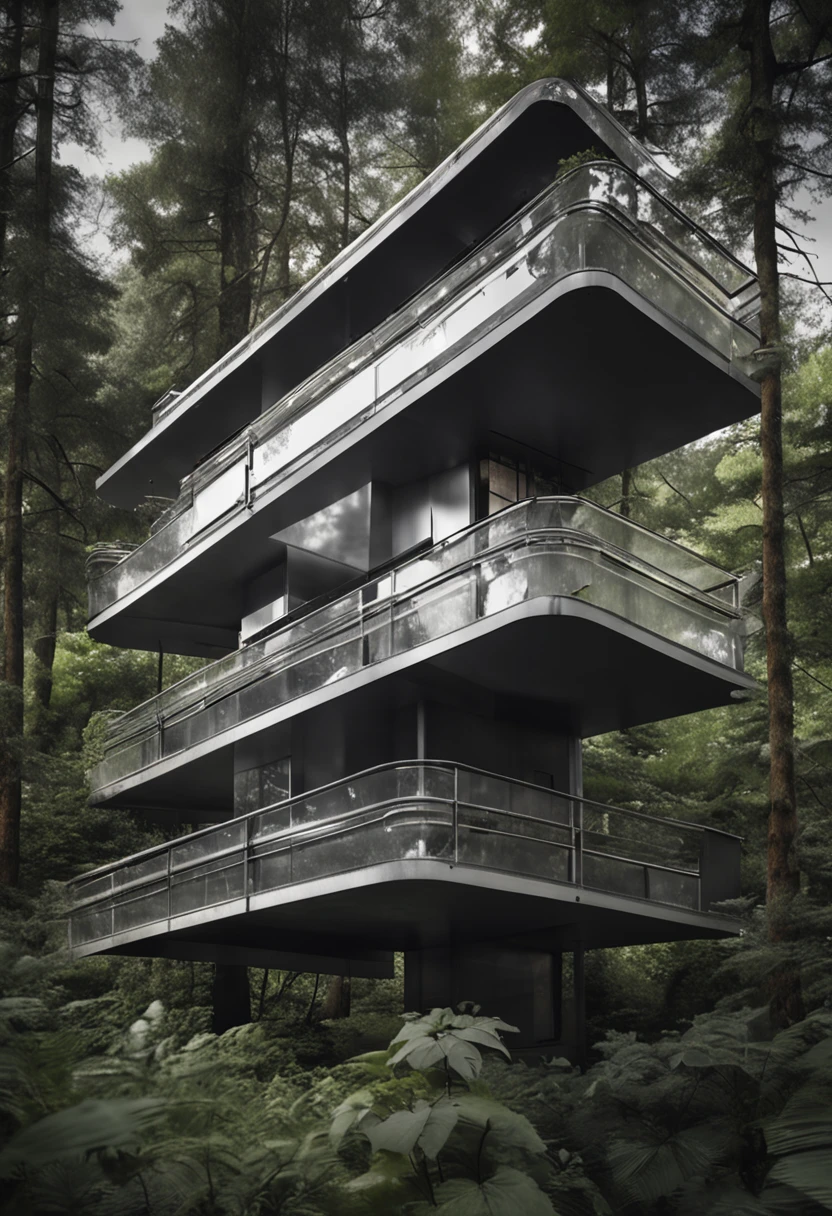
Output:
[
  {"left": 574, "top": 941, "right": 587, "bottom": 1072},
  {"left": 212, "top": 962, "right": 252, "bottom": 1034}
]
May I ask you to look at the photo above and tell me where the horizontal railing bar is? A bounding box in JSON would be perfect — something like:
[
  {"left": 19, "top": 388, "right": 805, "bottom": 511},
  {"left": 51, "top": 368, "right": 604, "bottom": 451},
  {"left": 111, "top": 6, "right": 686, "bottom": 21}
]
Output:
[
  {"left": 581, "top": 848, "right": 700, "bottom": 877},
  {"left": 70, "top": 760, "right": 742, "bottom": 889},
  {"left": 75, "top": 832, "right": 702, "bottom": 918},
  {"left": 75, "top": 849, "right": 703, "bottom": 937}
]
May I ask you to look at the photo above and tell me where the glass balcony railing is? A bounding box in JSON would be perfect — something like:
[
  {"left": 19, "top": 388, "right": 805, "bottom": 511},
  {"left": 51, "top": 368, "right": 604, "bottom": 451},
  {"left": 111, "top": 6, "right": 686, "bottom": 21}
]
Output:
[
  {"left": 88, "top": 162, "right": 759, "bottom": 622},
  {"left": 68, "top": 761, "right": 742, "bottom": 953},
  {"left": 90, "top": 497, "right": 745, "bottom": 801}
]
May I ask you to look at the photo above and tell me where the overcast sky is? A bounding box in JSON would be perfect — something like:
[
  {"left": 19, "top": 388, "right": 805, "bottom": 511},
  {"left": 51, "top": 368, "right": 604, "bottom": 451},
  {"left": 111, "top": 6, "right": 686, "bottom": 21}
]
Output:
[{"left": 64, "top": 2, "right": 832, "bottom": 312}]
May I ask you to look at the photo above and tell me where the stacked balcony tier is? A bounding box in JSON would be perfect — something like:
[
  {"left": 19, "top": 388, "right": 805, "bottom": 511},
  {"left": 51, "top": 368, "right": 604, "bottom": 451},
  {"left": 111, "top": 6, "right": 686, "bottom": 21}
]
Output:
[
  {"left": 88, "top": 497, "right": 754, "bottom": 809},
  {"left": 99, "top": 79, "right": 751, "bottom": 510},
  {"left": 87, "top": 162, "right": 760, "bottom": 656},
  {"left": 69, "top": 762, "right": 742, "bottom": 968}
]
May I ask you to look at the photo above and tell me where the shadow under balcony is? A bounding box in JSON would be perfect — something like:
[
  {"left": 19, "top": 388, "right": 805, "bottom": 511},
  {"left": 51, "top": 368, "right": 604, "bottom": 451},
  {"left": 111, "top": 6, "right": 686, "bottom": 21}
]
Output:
[
  {"left": 87, "top": 162, "right": 760, "bottom": 655},
  {"left": 88, "top": 497, "right": 756, "bottom": 811},
  {"left": 68, "top": 762, "right": 743, "bottom": 971}
]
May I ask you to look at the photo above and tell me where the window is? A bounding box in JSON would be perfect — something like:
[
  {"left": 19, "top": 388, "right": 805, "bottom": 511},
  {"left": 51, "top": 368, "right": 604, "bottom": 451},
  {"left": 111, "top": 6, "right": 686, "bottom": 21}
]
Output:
[
  {"left": 234, "top": 756, "right": 291, "bottom": 816},
  {"left": 478, "top": 447, "right": 566, "bottom": 518}
]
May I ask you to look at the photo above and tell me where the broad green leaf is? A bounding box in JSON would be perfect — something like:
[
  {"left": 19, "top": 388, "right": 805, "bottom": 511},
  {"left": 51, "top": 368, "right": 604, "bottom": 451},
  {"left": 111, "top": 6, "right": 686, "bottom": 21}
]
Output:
[
  {"left": 450, "top": 1016, "right": 519, "bottom": 1036},
  {"left": 343, "top": 1152, "right": 424, "bottom": 1211},
  {"left": 797, "top": 1037, "right": 832, "bottom": 1073},
  {"left": 346, "top": 1050, "right": 392, "bottom": 1071},
  {"left": 444, "top": 1036, "right": 484, "bottom": 1081},
  {"left": 0, "top": 1098, "right": 165, "bottom": 1176},
  {"left": 670, "top": 1047, "right": 716, "bottom": 1069},
  {"left": 330, "top": 1086, "right": 379, "bottom": 1144},
  {"left": 608, "top": 1122, "right": 731, "bottom": 1206},
  {"left": 418, "top": 1098, "right": 459, "bottom": 1160},
  {"left": 389, "top": 1033, "right": 484, "bottom": 1080},
  {"left": 332, "top": 1087, "right": 377, "bottom": 1117},
  {"left": 433, "top": 1166, "right": 555, "bottom": 1215},
  {"left": 388, "top": 1035, "right": 444, "bottom": 1069},
  {"left": 767, "top": 1149, "right": 832, "bottom": 1206},
  {"left": 453, "top": 1095, "right": 546, "bottom": 1154},
  {"left": 366, "top": 1098, "right": 458, "bottom": 1159},
  {"left": 330, "top": 1105, "right": 380, "bottom": 1147},
  {"left": 330, "top": 1108, "right": 361, "bottom": 1146},
  {"left": 763, "top": 1103, "right": 832, "bottom": 1155},
  {"left": 452, "top": 1027, "right": 511, "bottom": 1058},
  {"left": 390, "top": 1021, "right": 435, "bottom": 1047},
  {"left": 367, "top": 1103, "right": 432, "bottom": 1155}
]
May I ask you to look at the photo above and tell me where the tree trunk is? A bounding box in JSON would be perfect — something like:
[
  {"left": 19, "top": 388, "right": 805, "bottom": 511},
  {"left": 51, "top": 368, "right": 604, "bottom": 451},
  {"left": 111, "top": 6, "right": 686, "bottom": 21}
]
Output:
[
  {"left": 31, "top": 467, "right": 61, "bottom": 746},
  {"left": 31, "top": 576, "right": 59, "bottom": 747},
  {"left": 0, "top": 327, "right": 28, "bottom": 885},
  {"left": 620, "top": 467, "right": 632, "bottom": 518},
  {"left": 632, "top": 68, "right": 649, "bottom": 142},
  {"left": 743, "top": 0, "right": 803, "bottom": 1026},
  {"left": 216, "top": 0, "right": 254, "bottom": 357},
  {"left": 321, "top": 974, "right": 351, "bottom": 1019},
  {"left": 217, "top": 168, "right": 254, "bottom": 355},
  {"left": 0, "top": 0, "right": 59, "bottom": 887},
  {"left": 338, "top": 54, "right": 351, "bottom": 252},
  {"left": 606, "top": 52, "right": 616, "bottom": 111},
  {"left": 0, "top": 0, "right": 24, "bottom": 277}
]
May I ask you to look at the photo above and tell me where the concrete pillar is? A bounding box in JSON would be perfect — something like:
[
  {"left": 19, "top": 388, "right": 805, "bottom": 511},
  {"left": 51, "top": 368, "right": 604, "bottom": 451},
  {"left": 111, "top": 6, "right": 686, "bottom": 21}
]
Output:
[{"left": 404, "top": 943, "right": 564, "bottom": 1056}]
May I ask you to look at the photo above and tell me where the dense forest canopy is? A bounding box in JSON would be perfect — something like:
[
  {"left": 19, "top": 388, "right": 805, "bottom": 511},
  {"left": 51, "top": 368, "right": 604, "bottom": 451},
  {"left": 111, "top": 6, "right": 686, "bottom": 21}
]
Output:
[{"left": 2, "top": 1, "right": 832, "bottom": 1213}]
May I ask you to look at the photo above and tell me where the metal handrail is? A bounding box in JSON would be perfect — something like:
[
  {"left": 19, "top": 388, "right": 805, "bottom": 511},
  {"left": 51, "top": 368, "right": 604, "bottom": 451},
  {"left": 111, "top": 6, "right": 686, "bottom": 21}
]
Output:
[
  {"left": 68, "top": 757, "right": 742, "bottom": 953},
  {"left": 161, "top": 161, "right": 754, "bottom": 518},
  {"left": 99, "top": 501, "right": 742, "bottom": 758},
  {"left": 70, "top": 759, "right": 740, "bottom": 899}
]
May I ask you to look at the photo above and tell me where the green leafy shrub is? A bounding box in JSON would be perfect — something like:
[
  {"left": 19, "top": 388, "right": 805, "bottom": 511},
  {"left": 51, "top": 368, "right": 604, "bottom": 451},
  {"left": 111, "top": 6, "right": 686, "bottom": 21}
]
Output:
[
  {"left": 488, "top": 1006, "right": 832, "bottom": 1214},
  {"left": 326, "top": 1004, "right": 564, "bottom": 1213}
]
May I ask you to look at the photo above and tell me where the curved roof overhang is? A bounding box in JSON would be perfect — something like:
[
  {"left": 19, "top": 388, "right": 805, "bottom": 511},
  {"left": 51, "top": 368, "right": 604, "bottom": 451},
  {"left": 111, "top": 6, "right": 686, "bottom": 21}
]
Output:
[{"left": 98, "top": 79, "right": 751, "bottom": 509}]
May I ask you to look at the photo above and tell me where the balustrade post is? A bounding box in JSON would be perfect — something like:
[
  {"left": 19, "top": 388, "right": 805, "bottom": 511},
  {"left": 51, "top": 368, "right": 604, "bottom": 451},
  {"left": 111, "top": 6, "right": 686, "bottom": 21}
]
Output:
[
  {"left": 245, "top": 814, "right": 251, "bottom": 904},
  {"left": 574, "top": 942, "right": 587, "bottom": 1073},
  {"left": 453, "top": 766, "right": 459, "bottom": 863},
  {"left": 574, "top": 800, "right": 583, "bottom": 887}
]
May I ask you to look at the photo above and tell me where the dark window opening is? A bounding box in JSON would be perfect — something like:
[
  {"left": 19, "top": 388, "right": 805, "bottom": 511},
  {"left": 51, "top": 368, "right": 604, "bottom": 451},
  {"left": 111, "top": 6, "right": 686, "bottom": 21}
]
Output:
[{"left": 478, "top": 444, "right": 569, "bottom": 518}]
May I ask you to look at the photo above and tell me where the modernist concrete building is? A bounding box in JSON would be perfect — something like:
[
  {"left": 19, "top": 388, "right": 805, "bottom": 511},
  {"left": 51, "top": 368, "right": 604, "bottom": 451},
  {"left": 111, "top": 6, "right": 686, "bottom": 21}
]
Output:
[{"left": 69, "top": 80, "right": 762, "bottom": 1057}]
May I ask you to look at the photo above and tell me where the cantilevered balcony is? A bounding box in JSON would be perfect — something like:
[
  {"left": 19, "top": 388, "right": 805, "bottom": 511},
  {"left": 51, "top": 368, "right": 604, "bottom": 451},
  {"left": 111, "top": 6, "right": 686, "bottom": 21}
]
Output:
[
  {"left": 98, "top": 79, "right": 737, "bottom": 511},
  {"left": 88, "top": 498, "right": 755, "bottom": 809},
  {"left": 87, "top": 162, "right": 759, "bottom": 655},
  {"left": 69, "top": 762, "right": 742, "bottom": 968}
]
